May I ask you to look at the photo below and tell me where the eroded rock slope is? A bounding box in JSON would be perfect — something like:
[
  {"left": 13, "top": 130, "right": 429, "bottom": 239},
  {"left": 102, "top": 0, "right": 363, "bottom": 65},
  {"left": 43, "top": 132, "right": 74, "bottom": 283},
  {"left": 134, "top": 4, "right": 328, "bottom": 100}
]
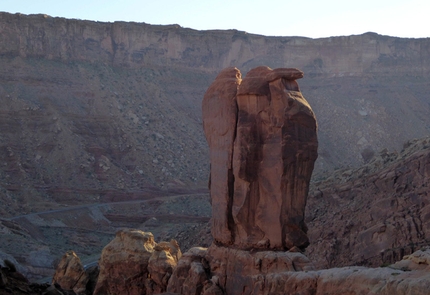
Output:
[
  {"left": 1, "top": 12, "right": 430, "bottom": 217},
  {"left": 306, "top": 137, "right": 430, "bottom": 269}
]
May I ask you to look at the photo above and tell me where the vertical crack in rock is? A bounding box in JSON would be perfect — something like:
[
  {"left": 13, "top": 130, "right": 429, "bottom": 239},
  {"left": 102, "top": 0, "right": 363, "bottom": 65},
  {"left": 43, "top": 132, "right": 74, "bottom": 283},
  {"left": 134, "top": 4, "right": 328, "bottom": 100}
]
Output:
[{"left": 203, "top": 66, "right": 318, "bottom": 251}]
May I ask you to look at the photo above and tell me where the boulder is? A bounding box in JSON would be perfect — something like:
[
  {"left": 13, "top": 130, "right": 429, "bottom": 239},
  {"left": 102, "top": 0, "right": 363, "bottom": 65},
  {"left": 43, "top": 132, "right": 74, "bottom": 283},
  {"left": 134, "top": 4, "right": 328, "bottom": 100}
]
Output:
[
  {"left": 148, "top": 240, "right": 182, "bottom": 294},
  {"left": 93, "top": 229, "right": 183, "bottom": 295},
  {"left": 93, "top": 229, "right": 156, "bottom": 295},
  {"left": 52, "top": 250, "right": 88, "bottom": 295},
  {"left": 167, "top": 247, "right": 222, "bottom": 295}
]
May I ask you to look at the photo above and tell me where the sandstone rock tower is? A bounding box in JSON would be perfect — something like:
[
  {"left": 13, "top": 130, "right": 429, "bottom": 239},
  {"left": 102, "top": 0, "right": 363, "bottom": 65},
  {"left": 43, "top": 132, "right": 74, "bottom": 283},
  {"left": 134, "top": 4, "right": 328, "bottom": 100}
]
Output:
[{"left": 202, "top": 66, "right": 318, "bottom": 251}]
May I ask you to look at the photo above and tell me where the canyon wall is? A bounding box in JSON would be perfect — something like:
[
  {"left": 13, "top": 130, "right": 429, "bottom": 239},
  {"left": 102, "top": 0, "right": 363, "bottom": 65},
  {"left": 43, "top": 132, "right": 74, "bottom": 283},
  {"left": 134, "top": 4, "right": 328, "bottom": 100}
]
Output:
[
  {"left": 1, "top": 12, "right": 430, "bottom": 284},
  {"left": 0, "top": 11, "right": 430, "bottom": 213},
  {"left": 2, "top": 13, "right": 430, "bottom": 74}
]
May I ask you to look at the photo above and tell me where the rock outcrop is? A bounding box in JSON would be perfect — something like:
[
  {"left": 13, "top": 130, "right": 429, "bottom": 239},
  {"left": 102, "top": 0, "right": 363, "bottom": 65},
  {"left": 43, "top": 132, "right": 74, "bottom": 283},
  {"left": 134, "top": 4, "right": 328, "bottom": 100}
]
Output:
[
  {"left": 306, "top": 136, "right": 430, "bottom": 269},
  {"left": 391, "top": 247, "right": 430, "bottom": 272},
  {"left": 166, "top": 245, "right": 430, "bottom": 295},
  {"left": 174, "top": 66, "right": 318, "bottom": 294},
  {"left": 2, "top": 12, "right": 430, "bottom": 277},
  {"left": 203, "top": 66, "right": 318, "bottom": 250},
  {"left": 205, "top": 244, "right": 315, "bottom": 294},
  {"left": 93, "top": 229, "right": 182, "bottom": 295},
  {"left": 52, "top": 250, "right": 88, "bottom": 294},
  {"left": 166, "top": 68, "right": 430, "bottom": 295},
  {"left": 1, "top": 12, "right": 430, "bottom": 293},
  {"left": 148, "top": 240, "right": 182, "bottom": 294},
  {"left": 0, "top": 259, "right": 67, "bottom": 294},
  {"left": 167, "top": 247, "right": 216, "bottom": 295}
]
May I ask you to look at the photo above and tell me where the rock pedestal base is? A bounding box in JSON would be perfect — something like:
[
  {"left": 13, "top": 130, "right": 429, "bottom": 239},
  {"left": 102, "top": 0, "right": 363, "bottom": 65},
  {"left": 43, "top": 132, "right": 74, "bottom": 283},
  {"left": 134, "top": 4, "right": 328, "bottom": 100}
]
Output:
[
  {"left": 206, "top": 244, "right": 315, "bottom": 294},
  {"left": 167, "top": 244, "right": 315, "bottom": 295},
  {"left": 167, "top": 245, "right": 430, "bottom": 295}
]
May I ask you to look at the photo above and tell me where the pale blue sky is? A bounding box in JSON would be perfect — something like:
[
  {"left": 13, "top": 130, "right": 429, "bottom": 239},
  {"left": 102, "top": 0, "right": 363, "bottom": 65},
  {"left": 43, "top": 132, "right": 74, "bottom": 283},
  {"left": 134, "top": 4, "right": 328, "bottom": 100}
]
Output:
[{"left": 1, "top": 0, "right": 429, "bottom": 38}]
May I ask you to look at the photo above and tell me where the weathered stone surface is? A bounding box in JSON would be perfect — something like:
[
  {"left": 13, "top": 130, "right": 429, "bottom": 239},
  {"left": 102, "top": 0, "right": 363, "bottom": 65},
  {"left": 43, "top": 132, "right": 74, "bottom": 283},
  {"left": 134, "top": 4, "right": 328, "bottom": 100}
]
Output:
[
  {"left": 202, "top": 67, "right": 241, "bottom": 246},
  {"left": 52, "top": 250, "right": 88, "bottom": 295},
  {"left": 148, "top": 240, "right": 182, "bottom": 294},
  {"left": 306, "top": 137, "right": 430, "bottom": 269},
  {"left": 167, "top": 247, "right": 222, "bottom": 295},
  {"left": 390, "top": 247, "right": 430, "bottom": 271},
  {"left": 92, "top": 229, "right": 184, "bottom": 295},
  {"left": 203, "top": 66, "right": 318, "bottom": 250},
  {"left": 93, "top": 229, "right": 156, "bottom": 295},
  {"left": 169, "top": 246, "right": 430, "bottom": 295},
  {"left": 206, "top": 243, "right": 314, "bottom": 294}
]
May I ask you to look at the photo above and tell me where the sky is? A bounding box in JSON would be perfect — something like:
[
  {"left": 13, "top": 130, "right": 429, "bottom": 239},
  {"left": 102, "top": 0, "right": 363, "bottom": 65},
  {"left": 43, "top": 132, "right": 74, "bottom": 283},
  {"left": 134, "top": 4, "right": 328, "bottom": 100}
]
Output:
[{"left": 1, "top": 0, "right": 429, "bottom": 39}]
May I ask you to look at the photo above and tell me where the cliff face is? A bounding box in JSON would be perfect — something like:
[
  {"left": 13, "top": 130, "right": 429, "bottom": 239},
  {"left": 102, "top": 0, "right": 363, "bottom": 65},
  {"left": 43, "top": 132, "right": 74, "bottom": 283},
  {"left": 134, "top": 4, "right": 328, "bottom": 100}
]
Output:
[
  {"left": 2, "top": 13, "right": 430, "bottom": 74},
  {"left": 1, "top": 12, "right": 430, "bottom": 217}
]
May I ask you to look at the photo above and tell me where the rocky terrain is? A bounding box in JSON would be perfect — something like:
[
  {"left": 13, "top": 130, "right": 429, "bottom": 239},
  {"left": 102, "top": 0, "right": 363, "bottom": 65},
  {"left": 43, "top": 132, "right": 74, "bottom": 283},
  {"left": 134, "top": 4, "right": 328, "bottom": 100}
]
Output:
[
  {"left": 0, "top": 193, "right": 211, "bottom": 280},
  {"left": 306, "top": 136, "right": 430, "bottom": 269},
  {"left": 2, "top": 91, "right": 430, "bottom": 294},
  {"left": 1, "top": 12, "right": 430, "bottom": 218},
  {"left": 1, "top": 11, "right": 430, "bottom": 292},
  {"left": 3, "top": 135, "right": 426, "bottom": 282},
  {"left": 4, "top": 232, "right": 430, "bottom": 295}
]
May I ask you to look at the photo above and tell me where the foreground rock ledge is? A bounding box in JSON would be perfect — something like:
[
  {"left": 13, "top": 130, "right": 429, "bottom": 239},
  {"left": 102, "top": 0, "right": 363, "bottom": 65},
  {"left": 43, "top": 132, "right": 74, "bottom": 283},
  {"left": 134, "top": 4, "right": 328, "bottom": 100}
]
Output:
[{"left": 167, "top": 245, "right": 430, "bottom": 295}]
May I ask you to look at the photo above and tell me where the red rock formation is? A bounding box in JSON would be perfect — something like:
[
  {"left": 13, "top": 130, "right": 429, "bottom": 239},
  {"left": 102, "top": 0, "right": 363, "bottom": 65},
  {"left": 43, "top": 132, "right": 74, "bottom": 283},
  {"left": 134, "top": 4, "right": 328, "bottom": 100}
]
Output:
[
  {"left": 202, "top": 67, "right": 241, "bottom": 246},
  {"left": 306, "top": 137, "right": 430, "bottom": 269},
  {"left": 206, "top": 243, "right": 315, "bottom": 294},
  {"left": 166, "top": 247, "right": 217, "bottom": 295},
  {"left": 52, "top": 250, "right": 88, "bottom": 295},
  {"left": 148, "top": 240, "right": 182, "bottom": 294},
  {"left": 93, "top": 229, "right": 182, "bottom": 295},
  {"left": 167, "top": 137, "right": 430, "bottom": 295},
  {"left": 167, "top": 245, "right": 430, "bottom": 295},
  {"left": 93, "top": 229, "right": 156, "bottom": 295},
  {"left": 202, "top": 66, "right": 318, "bottom": 250}
]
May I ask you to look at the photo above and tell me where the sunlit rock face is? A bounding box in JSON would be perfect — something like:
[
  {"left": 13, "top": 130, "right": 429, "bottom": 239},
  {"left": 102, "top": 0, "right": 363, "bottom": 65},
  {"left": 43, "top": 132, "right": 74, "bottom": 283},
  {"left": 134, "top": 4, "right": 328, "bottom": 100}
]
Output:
[
  {"left": 93, "top": 229, "right": 181, "bottom": 295},
  {"left": 202, "top": 66, "right": 318, "bottom": 251},
  {"left": 52, "top": 251, "right": 88, "bottom": 295}
]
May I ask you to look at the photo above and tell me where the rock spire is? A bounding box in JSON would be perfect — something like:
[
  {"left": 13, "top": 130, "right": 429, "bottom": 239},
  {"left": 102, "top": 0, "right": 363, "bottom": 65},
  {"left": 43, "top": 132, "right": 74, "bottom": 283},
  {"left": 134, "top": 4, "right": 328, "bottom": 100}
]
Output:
[{"left": 202, "top": 66, "right": 318, "bottom": 250}]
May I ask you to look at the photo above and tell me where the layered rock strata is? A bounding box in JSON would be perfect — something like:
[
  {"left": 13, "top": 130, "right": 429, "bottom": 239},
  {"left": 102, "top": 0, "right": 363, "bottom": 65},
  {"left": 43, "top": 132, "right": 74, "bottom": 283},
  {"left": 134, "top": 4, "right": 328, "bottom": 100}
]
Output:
[{"left": 203, "top": 66, "right": 318, "bottom": 250}]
